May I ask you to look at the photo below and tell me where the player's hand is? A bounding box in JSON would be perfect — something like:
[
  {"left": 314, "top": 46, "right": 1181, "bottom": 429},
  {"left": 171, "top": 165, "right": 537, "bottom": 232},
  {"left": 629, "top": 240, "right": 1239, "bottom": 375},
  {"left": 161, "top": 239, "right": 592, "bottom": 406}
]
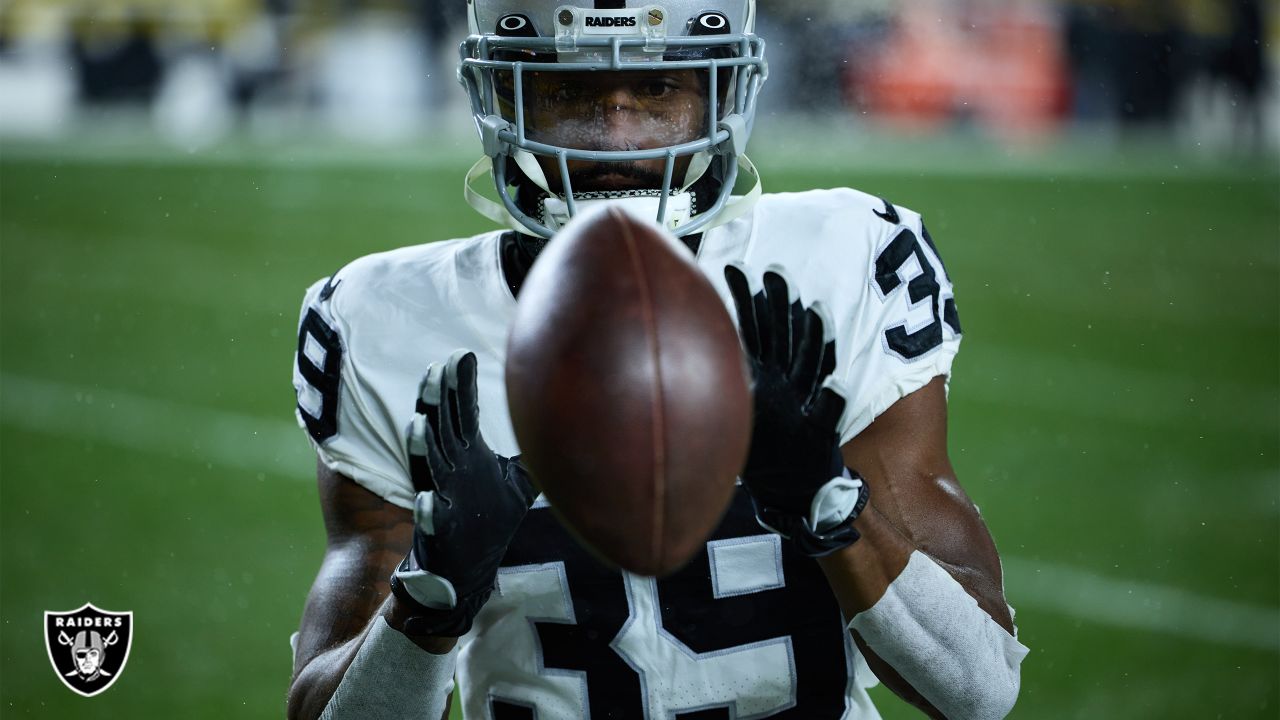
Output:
[
  {"left": 724, "top": 264, "right": 869, "bottom": 557},
  {"left": 389, "top": 350, "right": 538, "bottom": 637}
]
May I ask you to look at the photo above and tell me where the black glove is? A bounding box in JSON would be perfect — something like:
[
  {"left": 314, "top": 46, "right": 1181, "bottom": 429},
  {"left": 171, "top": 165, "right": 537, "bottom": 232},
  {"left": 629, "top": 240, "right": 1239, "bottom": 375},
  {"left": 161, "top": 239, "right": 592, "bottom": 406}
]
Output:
[
  {"left": 724, "top": 264, "right": 869, "bottom": 557},
  {"left": 389, "top": 350, "right": 538, "bottom": 637}
]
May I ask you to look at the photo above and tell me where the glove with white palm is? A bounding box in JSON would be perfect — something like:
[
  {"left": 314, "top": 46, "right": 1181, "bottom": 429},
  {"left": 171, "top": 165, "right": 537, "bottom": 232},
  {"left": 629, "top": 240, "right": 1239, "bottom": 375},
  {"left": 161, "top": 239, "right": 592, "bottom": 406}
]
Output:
[
  {"left": 724, "top": 264, "right": 869, "bottom": 558},
  {"left": 389, "top": 351, "right": 538, "bottom": 637}
]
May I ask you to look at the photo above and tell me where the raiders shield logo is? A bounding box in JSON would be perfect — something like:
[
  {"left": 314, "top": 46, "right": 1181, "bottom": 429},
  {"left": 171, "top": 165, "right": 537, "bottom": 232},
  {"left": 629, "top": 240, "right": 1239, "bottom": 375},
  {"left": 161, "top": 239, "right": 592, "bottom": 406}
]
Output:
[{"left": 44, "top": 603, "right": 133, "bottom": 697}]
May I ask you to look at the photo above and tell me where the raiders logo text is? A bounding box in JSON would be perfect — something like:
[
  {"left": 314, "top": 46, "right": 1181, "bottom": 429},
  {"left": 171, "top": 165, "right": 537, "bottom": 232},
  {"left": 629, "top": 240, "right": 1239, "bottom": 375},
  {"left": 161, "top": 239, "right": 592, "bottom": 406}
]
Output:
[
  {"left": 54, "top": 617, "right": 124, "bottom": 628},
  {"left": 585, "top": 15, "right": 637, "bottom": 28}
]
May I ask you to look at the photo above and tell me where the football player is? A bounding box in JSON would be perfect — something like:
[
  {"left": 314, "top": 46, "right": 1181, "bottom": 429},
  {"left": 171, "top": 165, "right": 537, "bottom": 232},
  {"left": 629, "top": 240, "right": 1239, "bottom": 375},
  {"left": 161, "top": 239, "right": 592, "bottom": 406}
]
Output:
[{"left": 287, "top": 1, "right": 1028, "bottom": 718}]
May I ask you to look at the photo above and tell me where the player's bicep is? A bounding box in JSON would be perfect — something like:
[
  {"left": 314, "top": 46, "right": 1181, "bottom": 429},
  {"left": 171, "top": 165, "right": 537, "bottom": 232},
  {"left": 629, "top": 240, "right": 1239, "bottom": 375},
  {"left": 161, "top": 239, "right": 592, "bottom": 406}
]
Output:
[
  {"left": 841, "top": 377, "right": 1011, "bottom": 630},
  {"left": 292, "top": 461, "right": 413, "bottom": 678}
]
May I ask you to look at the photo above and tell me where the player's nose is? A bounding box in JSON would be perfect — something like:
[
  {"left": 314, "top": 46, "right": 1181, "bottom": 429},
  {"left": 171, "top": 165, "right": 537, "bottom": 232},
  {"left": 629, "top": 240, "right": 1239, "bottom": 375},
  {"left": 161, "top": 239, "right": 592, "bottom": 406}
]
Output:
[{"left": 597, "top": 87, "right": 644, "bottom": 132}]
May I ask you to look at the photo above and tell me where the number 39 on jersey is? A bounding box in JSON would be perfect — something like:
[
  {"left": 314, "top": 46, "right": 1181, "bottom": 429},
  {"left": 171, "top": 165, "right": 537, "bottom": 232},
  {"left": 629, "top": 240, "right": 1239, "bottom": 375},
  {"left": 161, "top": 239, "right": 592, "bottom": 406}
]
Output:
[{"left": 872, "top": 223, "right": 961, "bottom": 361}]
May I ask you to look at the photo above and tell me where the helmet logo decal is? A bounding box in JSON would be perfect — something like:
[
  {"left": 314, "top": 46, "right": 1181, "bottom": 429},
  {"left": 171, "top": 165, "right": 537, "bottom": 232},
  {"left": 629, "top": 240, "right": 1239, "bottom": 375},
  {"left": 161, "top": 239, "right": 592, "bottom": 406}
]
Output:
[
  {"left": 699, "top": 13, "right": 727, "bottom": 31},
  {"left": 44, "top": 603, "right": 134, "bottom": 697},
  {"left": 496, "top": 13, "right": 537, "bottom": 37},
  {"left": 499, "top": 15, "right": 528, "bottom": 31}
]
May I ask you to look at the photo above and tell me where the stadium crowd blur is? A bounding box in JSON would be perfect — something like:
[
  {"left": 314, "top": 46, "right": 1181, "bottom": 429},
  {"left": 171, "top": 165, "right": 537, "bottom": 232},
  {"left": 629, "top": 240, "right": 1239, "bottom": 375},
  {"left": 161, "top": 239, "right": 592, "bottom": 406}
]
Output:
[{"left": 0, "top": 0, "right": 1273, "bottom": 152}]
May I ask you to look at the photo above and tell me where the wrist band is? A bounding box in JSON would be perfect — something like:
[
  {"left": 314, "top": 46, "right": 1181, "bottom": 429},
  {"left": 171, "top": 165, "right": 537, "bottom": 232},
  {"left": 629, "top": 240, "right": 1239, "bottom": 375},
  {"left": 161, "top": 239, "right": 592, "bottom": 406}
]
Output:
[
  {"left": 849, "top": 551, "right": 1028, "bottom": 719},
  {"left": 319, "top": 616, "right": 457, "bottom": 720}
]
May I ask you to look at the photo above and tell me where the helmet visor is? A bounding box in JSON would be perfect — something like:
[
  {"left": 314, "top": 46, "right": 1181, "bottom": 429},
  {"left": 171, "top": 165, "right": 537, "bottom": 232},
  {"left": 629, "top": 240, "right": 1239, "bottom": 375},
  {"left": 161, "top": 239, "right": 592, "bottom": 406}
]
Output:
[{"left": 497, "top": 68, "right": 711, "bottom": 153}]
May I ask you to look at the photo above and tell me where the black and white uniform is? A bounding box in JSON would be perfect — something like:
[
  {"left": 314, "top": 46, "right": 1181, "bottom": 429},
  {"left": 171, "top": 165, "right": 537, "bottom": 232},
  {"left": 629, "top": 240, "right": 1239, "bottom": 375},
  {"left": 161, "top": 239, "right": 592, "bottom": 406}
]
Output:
[{"left": 292, "top": 188, "right": 962, "bottom": 719}]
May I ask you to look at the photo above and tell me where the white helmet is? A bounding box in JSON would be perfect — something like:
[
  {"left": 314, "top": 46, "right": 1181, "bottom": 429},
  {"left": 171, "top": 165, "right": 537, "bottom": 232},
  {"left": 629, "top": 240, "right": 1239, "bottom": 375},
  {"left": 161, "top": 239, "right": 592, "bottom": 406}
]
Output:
[{"left": 460, "top": 0, "right": 767, "bottom": 238}]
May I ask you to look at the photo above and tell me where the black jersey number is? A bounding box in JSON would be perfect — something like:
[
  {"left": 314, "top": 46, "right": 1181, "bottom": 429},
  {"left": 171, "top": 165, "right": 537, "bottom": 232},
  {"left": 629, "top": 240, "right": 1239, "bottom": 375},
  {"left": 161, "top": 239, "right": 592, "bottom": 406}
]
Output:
[
  {"left": 656, "top": 533, "right": 850, "bottom": 717},
  {"left": 491, "top": 500, "right": 849, "bottom": 717},
  {"left": 296, "top": 308, "right": 342, "bottom": 442},
  {"left": 873, "top": 226, "right": 961, "bottom": 360}
]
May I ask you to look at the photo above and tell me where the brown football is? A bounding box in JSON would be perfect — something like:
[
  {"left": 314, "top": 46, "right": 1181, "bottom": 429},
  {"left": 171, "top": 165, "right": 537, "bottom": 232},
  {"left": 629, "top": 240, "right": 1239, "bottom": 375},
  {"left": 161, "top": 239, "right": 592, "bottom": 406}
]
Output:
[{"left": 505, "top": 205, "right": 751, "bottom": 576}]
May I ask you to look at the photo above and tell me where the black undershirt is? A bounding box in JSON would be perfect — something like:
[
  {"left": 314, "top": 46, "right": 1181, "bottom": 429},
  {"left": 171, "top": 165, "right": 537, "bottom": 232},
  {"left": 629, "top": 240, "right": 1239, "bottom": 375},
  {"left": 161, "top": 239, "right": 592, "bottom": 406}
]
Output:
[{"left": 499, "top": 231, "right": 703, "bottom": 299}]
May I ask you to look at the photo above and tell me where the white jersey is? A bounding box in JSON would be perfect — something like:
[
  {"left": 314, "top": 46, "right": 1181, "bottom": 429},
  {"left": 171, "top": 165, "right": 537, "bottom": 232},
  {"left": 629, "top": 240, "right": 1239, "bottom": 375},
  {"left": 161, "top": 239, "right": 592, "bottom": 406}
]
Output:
[{"left": 292, "top": 187, "right": 961, "bottom": 719}]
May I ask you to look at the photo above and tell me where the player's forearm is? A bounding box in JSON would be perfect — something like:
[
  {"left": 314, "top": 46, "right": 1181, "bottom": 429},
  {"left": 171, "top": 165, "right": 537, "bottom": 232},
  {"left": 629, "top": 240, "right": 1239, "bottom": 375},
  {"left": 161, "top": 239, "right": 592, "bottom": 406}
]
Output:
[
  {"left": 287, "top": 596, "right": 457, "bottom": 720},
  {"left": 815, "top": 505, "right": 943, "bottom": 715},
  {"left": 819, "top": 502, "right": 1008, "bottom": 625},
  {"left": 288, "top": 632, "right": 361, "bottom": 720},
  {"left": 818, "top": 500, "right": 1013, "bottom": 631},
  {"left": 816, "top": 502, "right": 913, "bottom": 617},
  {"left": 818, "top": 506, "right": 1026, "bottom": 719}
]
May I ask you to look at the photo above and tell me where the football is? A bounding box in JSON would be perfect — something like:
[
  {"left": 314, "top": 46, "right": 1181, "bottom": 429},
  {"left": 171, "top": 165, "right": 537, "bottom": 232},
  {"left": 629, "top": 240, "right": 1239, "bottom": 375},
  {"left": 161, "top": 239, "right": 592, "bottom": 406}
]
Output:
[{"left": 506, "top": 205, "right": 751, "bottom": 576}]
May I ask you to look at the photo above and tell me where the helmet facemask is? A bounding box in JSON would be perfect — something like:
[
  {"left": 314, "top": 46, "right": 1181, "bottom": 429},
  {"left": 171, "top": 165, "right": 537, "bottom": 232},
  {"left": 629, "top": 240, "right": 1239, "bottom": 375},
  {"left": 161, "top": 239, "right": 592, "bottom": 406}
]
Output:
[{"left": 460, "top": 2, "right": 767, "bottom": 238}]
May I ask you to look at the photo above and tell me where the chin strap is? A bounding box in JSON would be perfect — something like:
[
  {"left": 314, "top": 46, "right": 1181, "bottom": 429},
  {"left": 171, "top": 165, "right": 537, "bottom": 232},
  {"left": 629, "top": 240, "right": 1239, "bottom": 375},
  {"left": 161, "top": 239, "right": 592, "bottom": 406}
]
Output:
[
  {"left": 464, "top": 153, "right": 763, "bottom": 238},
  {"left": 543, "top": 192, "right": 695, "bottom": 234},
  {"left": 464, "top": 158, "right": 528, "bottom": 233}
]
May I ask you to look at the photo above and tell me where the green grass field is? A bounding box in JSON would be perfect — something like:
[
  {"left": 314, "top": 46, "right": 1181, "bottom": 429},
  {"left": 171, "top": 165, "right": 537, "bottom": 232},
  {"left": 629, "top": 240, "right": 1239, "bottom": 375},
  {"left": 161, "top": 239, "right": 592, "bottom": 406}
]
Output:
[{"left": 1, "top": 137, "right": 1276, "bottom": 718}]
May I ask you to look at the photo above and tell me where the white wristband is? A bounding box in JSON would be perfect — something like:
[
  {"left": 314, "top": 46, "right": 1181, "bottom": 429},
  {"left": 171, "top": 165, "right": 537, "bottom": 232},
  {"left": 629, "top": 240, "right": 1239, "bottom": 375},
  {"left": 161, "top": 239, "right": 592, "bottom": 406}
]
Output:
[
  {"left": 808, "top": 473, "right": 864, "bottom": 533},
  {"left": 849, "top": 551, "right": 1029, "bottom": 720},
  {"left": 319, "top": 616, "right": 457, "bottom": 720}
]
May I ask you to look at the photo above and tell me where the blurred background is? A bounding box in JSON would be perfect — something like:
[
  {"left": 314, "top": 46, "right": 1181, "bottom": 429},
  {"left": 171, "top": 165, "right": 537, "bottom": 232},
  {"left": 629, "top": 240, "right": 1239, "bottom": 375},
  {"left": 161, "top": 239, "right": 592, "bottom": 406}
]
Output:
[
  {"left": 0, "top": 0, "right": 1276, "bottom": 153},
  {"left": 1, "top": 0, "right": 1277, "bottom": 718}
]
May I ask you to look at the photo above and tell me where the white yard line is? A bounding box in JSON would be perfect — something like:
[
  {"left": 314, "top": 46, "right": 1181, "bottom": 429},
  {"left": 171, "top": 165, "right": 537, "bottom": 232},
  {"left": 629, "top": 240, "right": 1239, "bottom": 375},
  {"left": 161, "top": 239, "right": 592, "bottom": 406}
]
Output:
[
  {"left": 18, "top": 257, "right": 1279, "bottom": 439},
  {"left": 0, "top": 372, "right": 313, "bottom": 481},
  {"left": 1003, "top": 556, "right": 1279, "bottom": 652},
  {"left": 2, "top": 371, "right": 1277, "bottom": 653}
]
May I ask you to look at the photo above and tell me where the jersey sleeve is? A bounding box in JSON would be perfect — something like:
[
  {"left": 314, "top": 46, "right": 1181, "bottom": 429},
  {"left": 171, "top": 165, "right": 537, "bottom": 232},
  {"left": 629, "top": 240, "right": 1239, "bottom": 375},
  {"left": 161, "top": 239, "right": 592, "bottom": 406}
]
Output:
[
  {"left": 292, "top": 278, "right": 416, "bottom": 509},
  {"left": 835, "top": 207, "right": 962, "bottom": 444}
]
